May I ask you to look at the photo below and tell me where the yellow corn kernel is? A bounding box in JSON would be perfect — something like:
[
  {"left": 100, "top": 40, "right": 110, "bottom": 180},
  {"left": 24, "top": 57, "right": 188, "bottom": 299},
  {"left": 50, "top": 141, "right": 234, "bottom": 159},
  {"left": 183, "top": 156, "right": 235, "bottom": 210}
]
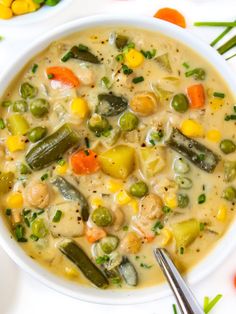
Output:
[
  {"left": 107, "top": 180, "right": 123, "bottom": 193},
  {"left": 71, "top": 97, "right": 89, "bottom": 119},
  {"left": 124, "top": 49, "right": 144, "bottom": 68},
  {"left": 210, "top": 97, "right": 224, "bottom": 111},
  {"left": 161, "top": 228, "right": 172, "bottom": 246},
  {"left": 24, "top": 0, "right": 39, "bottom": 12},
  {"left": 90, "top": 197, "right": 104, "bottom": 209},
  {"left": 0, "top": 4, "right": 13, "bottom": 18},
  {"left": 115, "top": 190, "right": 131, "bottom": 205},
  {"left": 129, "top": 198, "right": 139, "bottom": 214},
  {"left": 181, "top": 119, "right": 204, "bottom": 138},
  {"left": 216, "top": 205, "right": 227, "bottom": 222},
  {"left": 0, "top": 0, "right": 13, "bottom": 7},
  {"left": 163, "top": 193, "right": 177, "bottom": 209},
  {"left": 6, "top": 136, "right": 26, "bottom": 152},
  {"left": 55, "top": 163, "right": 68, "bottom": 175},
  {"left": 11, "top": 1, "right": 29, "bottom": 15},
  {"left": 6, "top": 192, "right": 23, "bottom": 209},
  {"left": 65, "top": 266, "right": 78, "bottom": 278},
  {"left": 206, "top": 129, "right": 221, "bottom": 143}
]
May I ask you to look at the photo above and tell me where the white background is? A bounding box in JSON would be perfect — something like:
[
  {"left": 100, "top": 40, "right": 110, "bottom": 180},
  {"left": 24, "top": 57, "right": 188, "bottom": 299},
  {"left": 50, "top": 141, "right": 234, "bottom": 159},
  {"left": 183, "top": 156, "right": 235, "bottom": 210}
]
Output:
[{"left": 0, "top": 0, "right": 236, "bottom": 313}]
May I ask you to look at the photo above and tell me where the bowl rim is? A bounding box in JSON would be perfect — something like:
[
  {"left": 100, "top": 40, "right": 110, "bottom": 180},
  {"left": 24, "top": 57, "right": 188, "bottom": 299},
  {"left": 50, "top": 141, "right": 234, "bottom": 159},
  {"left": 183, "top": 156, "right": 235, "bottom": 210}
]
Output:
[{"left": 0, "top": 14, "right": 236, "bottom": 305}]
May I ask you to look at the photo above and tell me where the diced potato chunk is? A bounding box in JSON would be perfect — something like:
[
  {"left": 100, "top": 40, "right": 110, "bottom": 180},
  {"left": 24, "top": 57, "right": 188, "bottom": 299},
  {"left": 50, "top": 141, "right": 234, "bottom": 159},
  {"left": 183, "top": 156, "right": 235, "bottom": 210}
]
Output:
[
  {"left": 172, "top": 219, "right": 200, "bottom": 248},
  {"left": 138, "top": 146, "right": 165, "bottom": 178}
]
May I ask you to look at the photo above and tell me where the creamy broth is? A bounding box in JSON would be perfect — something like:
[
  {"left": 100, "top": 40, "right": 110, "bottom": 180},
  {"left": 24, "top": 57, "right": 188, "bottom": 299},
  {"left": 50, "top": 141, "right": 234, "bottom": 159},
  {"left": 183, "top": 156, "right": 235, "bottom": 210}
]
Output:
[{"left": 0, "top": 27, "right": 235, "bottom": 289}]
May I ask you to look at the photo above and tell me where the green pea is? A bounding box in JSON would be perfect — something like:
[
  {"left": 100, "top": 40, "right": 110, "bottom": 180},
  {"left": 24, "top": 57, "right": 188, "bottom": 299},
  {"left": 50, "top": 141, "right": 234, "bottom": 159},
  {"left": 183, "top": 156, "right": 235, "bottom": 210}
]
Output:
[
  {"left": 30, "top": 99, "right": 49, "bottom": 117},
  {"left": 175, "top": 176, "right": 193, "bottom": 189},
  {"left": 20, "top": 82, "right": 38, "bottom": 99},
  {"left": 174, "top": 158, "right": 190, "bottom": 174},
  {"left": 13, "top": 100, "right": 28, "bottom": 113},
  {"left": 99, "top": 236, "right": 119, "bottom": 254},
  {"left": 28, "top": 127, "right": 47, "bottom": 143},
  {"left": 130, "top": 181, "right": 148, "bottom": 198},
  {"left": 171, "top": 94, "right": 189, "bottom": 113},
  {"left": 45, "top": 0, "right": 61, "bottom": 5},
  {"left": 178, "top": 194, "right": 189, "bottom": 208},
  {"left": 220, "top": 139, "right": 236, "bottom": 154},
  {"left": 31, "top": 218, "right": 48, "bottom": 238},
  {"left": 88, "top": 114, "right": 111, "bottom": 137},
  {"left": 119, "top": 111, "right": 139, "bottom": 131},
  {"left": 222, "top": 186, "right": 236, "bottom": 201},
  {"left": 91, "top": 206, "right": 113, "bottom": 227}
]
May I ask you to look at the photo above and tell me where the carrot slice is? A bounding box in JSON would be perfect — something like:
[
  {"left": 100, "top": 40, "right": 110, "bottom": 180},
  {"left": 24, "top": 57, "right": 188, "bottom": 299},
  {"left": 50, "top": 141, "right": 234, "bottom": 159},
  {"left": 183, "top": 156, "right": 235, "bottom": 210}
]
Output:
[
  {"left": 187, "top": 84, "right": 205, "bottom": 109},
  {"left": 154, "top": 7, "right": 186, "bottom": 28},
  {"left": 46, "top": 66, "right": 80, "bottom": 87},
  {"left": 70, "top": 149, "right": 100, "bottom": 175},
  {"left": 86, "top": 227, "right": 106, "bottom": 243}
]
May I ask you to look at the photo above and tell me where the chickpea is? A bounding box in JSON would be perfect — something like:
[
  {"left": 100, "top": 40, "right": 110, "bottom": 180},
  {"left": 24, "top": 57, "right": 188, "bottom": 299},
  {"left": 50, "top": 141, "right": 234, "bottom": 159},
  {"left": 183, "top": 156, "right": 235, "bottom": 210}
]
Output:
[
  {"left": 25, "top": 182, "right": 50, "bottom": 209},
  {"left": 130, "top": 92, "right": 158, "bottom": 116},
  {"left": 120, "top": 231, "right": 141, "bottom": 254},
  {"left": 139, "top": 193, "right": 163, "bottom": 220}
]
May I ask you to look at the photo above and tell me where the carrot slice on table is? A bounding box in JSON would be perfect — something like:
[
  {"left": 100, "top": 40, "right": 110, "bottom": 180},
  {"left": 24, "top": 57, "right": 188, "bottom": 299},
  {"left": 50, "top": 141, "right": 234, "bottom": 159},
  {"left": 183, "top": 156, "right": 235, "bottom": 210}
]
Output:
[
  {"left": 86, "top": 227, "right": 106, "bottom": 243},
  {"left": 70, "top": 149, "right": 100, "bottom": 175},
  {"left": 154, "top": 7, "right": 186, "bottom": 28},
  {"left": 187, "top": 84, "right": 205, "bottom": 109},
  {"left": 46, "top": 66, "right": 80, "bottom": 87}
]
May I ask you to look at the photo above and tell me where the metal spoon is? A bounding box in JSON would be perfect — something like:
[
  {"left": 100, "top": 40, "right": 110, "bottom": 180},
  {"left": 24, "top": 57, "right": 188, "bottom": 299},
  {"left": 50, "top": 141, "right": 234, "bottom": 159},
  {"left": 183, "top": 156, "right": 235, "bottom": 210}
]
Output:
[{"left": 153, "top": 248, "right": 204, "bottom": 314}]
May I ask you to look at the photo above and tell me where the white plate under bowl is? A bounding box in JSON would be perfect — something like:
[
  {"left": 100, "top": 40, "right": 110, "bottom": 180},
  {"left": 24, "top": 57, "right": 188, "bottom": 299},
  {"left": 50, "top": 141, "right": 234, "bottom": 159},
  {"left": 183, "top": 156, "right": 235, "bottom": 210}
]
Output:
[
  {"left": 0, "top": 15, "right": 236, "bottom": 305},
  {"left": 0, "top": 0, "right": 72, "bottom": 26}
]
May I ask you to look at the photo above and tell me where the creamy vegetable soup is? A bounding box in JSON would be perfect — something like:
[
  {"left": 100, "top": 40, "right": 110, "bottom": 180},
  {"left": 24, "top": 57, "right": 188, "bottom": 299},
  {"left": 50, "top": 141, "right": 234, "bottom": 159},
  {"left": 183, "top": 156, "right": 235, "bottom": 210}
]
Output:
[{"left": 0, "top": 27, "right": 236, "bottom": 289}]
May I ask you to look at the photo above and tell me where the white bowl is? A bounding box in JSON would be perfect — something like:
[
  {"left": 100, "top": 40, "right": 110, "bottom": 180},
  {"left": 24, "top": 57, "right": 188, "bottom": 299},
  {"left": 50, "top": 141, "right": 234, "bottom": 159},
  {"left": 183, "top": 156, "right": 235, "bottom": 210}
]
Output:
[
  {"left": 0, "top": 0, "right": 72, "bottom": 26},
  {"left": 0, "top": 15, "right": 236, "bottom": 305}
]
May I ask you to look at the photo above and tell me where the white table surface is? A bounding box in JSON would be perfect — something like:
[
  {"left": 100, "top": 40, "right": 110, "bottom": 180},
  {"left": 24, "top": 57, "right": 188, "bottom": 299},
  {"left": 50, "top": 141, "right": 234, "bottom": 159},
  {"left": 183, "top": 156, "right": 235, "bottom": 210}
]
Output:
[{"left": 0, "top": 1, "right": 236, "bottom": 313}]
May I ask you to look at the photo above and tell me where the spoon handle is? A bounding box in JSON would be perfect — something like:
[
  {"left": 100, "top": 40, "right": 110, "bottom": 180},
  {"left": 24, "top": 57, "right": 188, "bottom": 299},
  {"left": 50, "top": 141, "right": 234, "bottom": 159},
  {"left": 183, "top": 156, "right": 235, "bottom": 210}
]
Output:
[{"left": 153, "top": 248, "right": 204, "bottom": 314}]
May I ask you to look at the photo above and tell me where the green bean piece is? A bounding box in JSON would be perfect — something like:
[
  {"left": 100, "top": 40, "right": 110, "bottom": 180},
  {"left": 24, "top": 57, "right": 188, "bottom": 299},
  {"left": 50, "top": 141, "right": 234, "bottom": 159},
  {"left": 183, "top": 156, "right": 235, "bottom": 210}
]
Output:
[
  {"left": 0, "top": 172, "right": 14, "bottom": 194},
  {"left": 20, "top": 82, "right": 38, "bottom": 99},
  {"left": 100, "top": 236, "right": 119, "bottom": 254},
  {"left": 13, "top": 100, "right": 28, "bottom": 113},
  {"left": 97, "top": 93, "right": 128, "bottom": 117},
  {"left": 220, "top": 139, "right": 236, "bottom": 154},
  {"left": 130, "top": 181, "right": 148, "bottom": 198},
  {"left": 7, "top": 114, "right": 29, "bottom": 136},
  {"left": 30, "top": 99, "right": 49, "bottom": 118},
  {"left": 91, "top": 206, "right": 113, "bottom": 227},
  {"left": 31, "top": 218, "right": 48, "bottom": 238},
  {"left": 119, "top": 112, "right": 139, "bottom": 131},
  {"left": 171, "top": 94, "right": 189, "bottom": 113},
  {"left": 222, "top": 186, "right": 236, "bottom": 201},
  {"left": 174, "top": 158, "right": 190, "bottom": 174},
  {"left": 88, "top": 114, "right": 111, "bottom": 137},
  {"left": 178, "top": 194, "right": 189, "bottom": 208},
  {"left": 28, "top": 127, "right": 47, "bottom": 143},
  {"left": 115, "top": 34, "right": 128, "bottom": 50},
  {"left": 175, "top": 176, "right": 193, "bottom": 189}
]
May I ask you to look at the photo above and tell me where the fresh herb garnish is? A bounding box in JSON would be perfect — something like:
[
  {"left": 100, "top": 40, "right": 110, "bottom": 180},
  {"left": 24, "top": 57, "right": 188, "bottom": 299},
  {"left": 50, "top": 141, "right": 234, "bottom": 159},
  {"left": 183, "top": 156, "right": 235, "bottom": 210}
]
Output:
[
  {"left": 185, "top": 67, "right": 206, "bottom": 80},
  {"left": 32, "top": 64, "right": 38, "bottom": 74},
  {"left": 152, "top": 220, "right": 164, "bottom": 235},
  {"left": 172, "top": 304, "right": 178, "bottom": 314},
  {"left": 122, "top": 42, "right": 135, "bottom": 53},
  {"left": 115, "top": 54, "right": 124, "bottom": 62},
  {"left": 194, "top": 22, "right": 236, "bottom": 27},
  {"left": 132, "top": 76, "right": 144, "bottom": 84},
  {"left": 5, "top": 208, "right": 12, "bottom": 216},
  {"left": 200, "top": 222, "right": 205, "bottom": 231},
  {"left": 41, "top": 173, "right": 48, "bottom": 181},
  {"left": 198, "top": 193, "right": 206, "bottom": 204},
  {"left": 95, "top": 255, "right": 110, "bottom": 265},
  {"left": 47, "top": 73, "right": 54, "bottom": 79},
  {"left": 14, "top": 224, "right": 27, "bottom": 242},
  {"left": 203, "top": 294, "right": 222, "bottom": 313},
  {"left": 217, "top": 35, "right": 236, "bottom": 55},
  {"left": 225, "top": 114, "right": 236, "bottom": 121},
  {"left": 85, "top": 137, "right": 90, "bottom": 148},
  {"left": 57, "top": 158, "right": 65, "bottom": 166},
  {"left": 0, "top": 118, "right": 5, "bottom": 129},
  {"left": 101, "top": 76, "right": 111, "bottom": 89},
  {"left": 162, "top": 205, "right": 171, "bottom": 213},
  {"left": 84, "top": 149, "right": 90, "bottom": 156},
  {"left": 179, "top": 247, "right": 185, "bottom": 255},
  {"left": 30, "top": 234, "right": 39, "bottom": 241},
  {"left": 226, "top": 53, "right": 236, "bottom": 61},
  {"left": 213, "top": 92, "right": 225, "bottom": 98},
  {"left": 141, "top": 49, "right": 156, "bottom": 59},
  {"left": 182, "top": 62, "right": 190, "bottom": 69},
  {"left": 140, "top": 263, "right": 152, "bottom": 269},
  {"left": 52, "top": 210, "right": 62, "bottom": 223},
  {"left": 210, "top": 21, "right": 235, "bottom": 47},
  {"left": 122, "top": 64, "right": 133, "bottom": 75}
]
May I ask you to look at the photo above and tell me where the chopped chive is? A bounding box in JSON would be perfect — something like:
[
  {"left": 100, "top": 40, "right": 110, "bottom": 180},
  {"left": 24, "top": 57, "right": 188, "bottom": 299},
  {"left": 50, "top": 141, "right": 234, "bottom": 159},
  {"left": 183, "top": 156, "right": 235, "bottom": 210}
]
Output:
[
  {"left": 95, "top": 255, "right": 110, "bottom": 265},
  {"left": 122, "top": 225, "right": 128, "bottom": 231},
  {"left": 32, "top": 64, "right": 38, "bottom": 74},
  {"left": 213, "top": 92, "right": 225, "bottom": 98},
  {"left": 210, "top": 21, "right": 235, "bottom": 47},
  {"left": 141, "top": 49, "right": 156, "bottom": 59},
  {"left": 204, "top": 296, "right": 210, "bottom": 310},
  {"left": 217, "top": 35, "right": 236, "bottom": 55},
  {"left": 172, "top": 304, "right": 178, "bottom": 314},
  {"left": 198, "top": 194, "right": 206, "bottom": 204},
  {"left": 61, "top": 51, "right": 73, "bottom": 62},
  {"left": 52, "top": 210, "right": 62, "bottom": 223},
  {"left": 30, "top": 234, "right": 39, "bottom": 241},
  {"left": 149, "top": 139, "right": 155, "bottom": 146},
  {"left": 23, "top": 209, "right": 31, "bottom": 216},
  {"left": 85, "top": 137, "right": 90, "bottom": 148},
  {"left": 226, "top": 53, "right": 236, "bottom": 61},
  {"left": 78, "top": 44, "right": 89, "bottom": 51},
  {"left": 122, "top": 64, "right": 133, "bottom": 75},
  {"left": 115, "top": 54, "right": 124, "bottom": 62},
  {"left": 57, "top": 158, "right": 65, "bottom": 166},
  {"left": 101, "top": 76, "right": 111, "bottom": 89},
  {"left": 5, "top": 208, "right": 12, "bottom": 216},
  {"left": 24, "top": 217, "right": 30, "bottom": 227},
  {"left": 47, "top": 74, "right": 54, "bottom": 79},
  {"left": 180, "top": 247, "right": 185, "bottom": 255},
  {"left": 140, "top": 263, "right": 152, "bottom": 269},
  {"left": 0, "top": 118, "right": 5, "bottom": 129},
  {"left": 31, "top": 212, "right": 37, "bottom": 222},
  {"left": 225, "top": 114, "right": 236, "bottom": 121},
  {"left": 37, "top": 209, "right": 45, "bottom": 216},
  {"left": 152, "top": 220, "right": 163, "bottom": 235},
  {"left": 194, "top": 22, "right": 236, "bottom": 27},
  {"left": 41, "top": 173, "right": 48, "bottom": 181},
  {"left": 15, "top": 224, "right": 27, "bottom": 242},
  {"left": 182, "top": 62, "right": 190, "bottom": 69},
  {"left": 204, "top": 294, "right": 222, "bottom": 314},
  {"left": 200, "top": 222, "right": 205, "bottom": 231},
  {"left": 84, "top": 150, "right": 89, "bottom": 156},
  {"left": 162, "top": 205, "right": 171, "bottom": 213},
  {"left": 132, "top": 76, "right": 144, "bottom": 84}
]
